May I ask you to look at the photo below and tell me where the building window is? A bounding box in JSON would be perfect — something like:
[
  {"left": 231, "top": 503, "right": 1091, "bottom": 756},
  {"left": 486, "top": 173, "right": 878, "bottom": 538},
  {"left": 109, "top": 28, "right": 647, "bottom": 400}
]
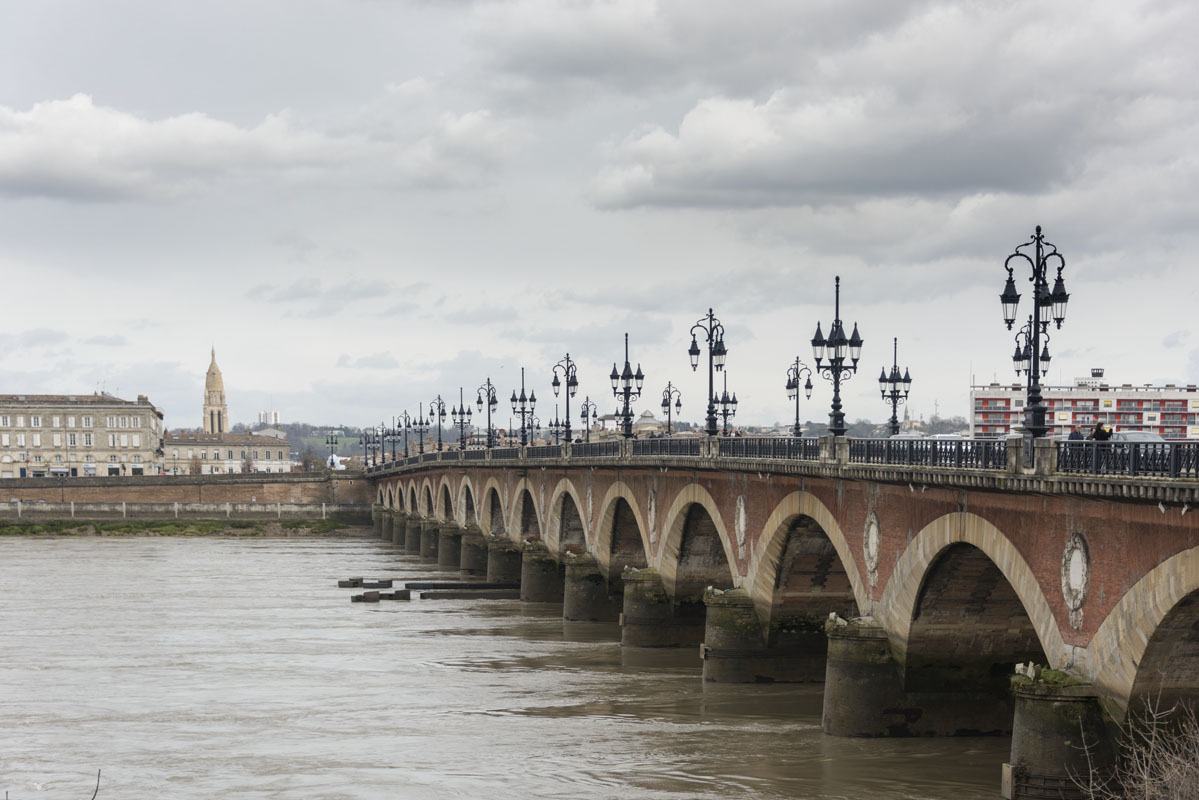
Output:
[
  {"left": 0, "top": 434, "right": 8, "bottom": 447},
  {"left": 0, "top": 416, "right": 8, "bottom": 427},
  {"left": 108, "top": 434, "right": 116, "bottom": 447},
  {"left": 15, "top": 416, "right": 24, "bottom": 427},
  {"left": 131, "top": 434, "right": 141, "bottom": 448},
  {"left": 227, "top": 450, "right": 233, "bottom": 459},
  {"left": 132, "top": 455, "right": 142, "bottom": 463},
  {"left": 30, "top": 416, "right": 41, "bottom": 428},
  {"left": 52, "top": 433, "right": 62, "bottom": 447},
  {"left": 133, "top": 417, "right": 142, "bottom": 428},
  {"left": 68, "top": 433, "right": 77, "bottom": 447},
  {"left": 67, "top": 416, "right": 76, "bottom": 428},
  {"left": 82, "top": 416, "right": 92, "bottom": 428},
  {"left": 51, "top": 416, "right": 61, "bottom": 427},
  {"left": 31, "top": 433, "right": 41, "bottom": 447}
]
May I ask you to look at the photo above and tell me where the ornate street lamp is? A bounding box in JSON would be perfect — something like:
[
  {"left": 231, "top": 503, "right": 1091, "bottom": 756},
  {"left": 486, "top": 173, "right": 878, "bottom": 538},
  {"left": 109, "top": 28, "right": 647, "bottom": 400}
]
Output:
[
  {"left": 716, "top": 372, "right": 738, "bottom": 435},
  {"left": 398, "top": 410, "right": 412, "bottom": 457},
  {"left": 785, "top": 358, "right": 814, "bottom": 437},
  {"left": 429, "top": 395, "right": 446, "bottom": 451},
  {"left": 325, "top": 431, "right": 339, "bottom": 468},
  {"left": 551, "top": 353, "right": 579, "bottom": 444},
  {"left": 548, "top": 403, "right": 565, "bottom": 445},
  {"left": 878, "top": 337, "right": 912, "bottom": 436},
  {"left": 510, "top": 368, "right": 537, "bottom": 446},
  {"left": 409, "top": 403, "right": 430, "bottom": 454},
  {"left": 811, "top": 276, "right": 863, "bottom": 437},
  {"left": 660, "top": 382, "right": 682, "bottom": 435},
  {"left": 688, "top": 308, "right": 727, "bottom": 436},
  {"left": 451, "top": 387, "right": 473, "bottom": 450},
  {"left": 579, "top": 397, "right": 598, "bottom": 443},
  {"left": 476, "top": 378, "right": 499, "bottom": 449},
  {"left": 611, "top": 333, "right": 643, "bottom": 438},
  {"left": 1001, "top": 225, "right": 1069, "bottom": 439}
]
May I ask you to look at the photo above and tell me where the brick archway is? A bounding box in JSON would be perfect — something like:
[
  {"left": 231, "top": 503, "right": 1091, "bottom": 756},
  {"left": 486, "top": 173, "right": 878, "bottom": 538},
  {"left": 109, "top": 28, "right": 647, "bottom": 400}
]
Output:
[
  {"left": 593, "top": 481, "right": 651, "bottom": 579},
  {"left": 878, "top": 511, "right": 1065, "bottom": 670},
  {"left": 545, "top": 477, "right": 589, "bottom": 558},
  {"left": 658, "top": 483, "right": 737, "bottom": 598},
  {"left": 1088, "top": 545, "right": 1199, "bottom": 713}
]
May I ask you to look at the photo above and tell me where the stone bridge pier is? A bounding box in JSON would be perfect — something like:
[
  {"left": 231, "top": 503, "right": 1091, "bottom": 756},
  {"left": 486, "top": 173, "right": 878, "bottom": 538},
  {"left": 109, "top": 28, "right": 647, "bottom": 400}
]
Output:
[{"left": 369, "top": 444, "right": 1199, "bottom": 798}]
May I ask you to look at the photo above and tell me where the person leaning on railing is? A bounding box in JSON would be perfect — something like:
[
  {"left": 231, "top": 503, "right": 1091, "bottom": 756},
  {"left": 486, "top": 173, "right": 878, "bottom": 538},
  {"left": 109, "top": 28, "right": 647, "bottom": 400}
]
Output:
[{"left": 1089, "top": 422, "right": 1112, "bottom": 441}]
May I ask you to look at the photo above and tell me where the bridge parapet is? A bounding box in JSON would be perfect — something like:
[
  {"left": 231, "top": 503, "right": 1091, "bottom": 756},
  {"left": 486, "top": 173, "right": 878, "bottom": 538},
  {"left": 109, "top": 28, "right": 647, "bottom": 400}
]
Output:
[{"left": 366, "top": 435, "right": 1199, "bottom": 503}]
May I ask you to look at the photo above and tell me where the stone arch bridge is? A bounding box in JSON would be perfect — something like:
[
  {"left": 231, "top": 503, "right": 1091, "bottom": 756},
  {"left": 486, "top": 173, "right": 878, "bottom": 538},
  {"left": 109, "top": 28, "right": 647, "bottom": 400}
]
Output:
[{"left": 366, "top": 436, "right": 1199, "bottom": 794}]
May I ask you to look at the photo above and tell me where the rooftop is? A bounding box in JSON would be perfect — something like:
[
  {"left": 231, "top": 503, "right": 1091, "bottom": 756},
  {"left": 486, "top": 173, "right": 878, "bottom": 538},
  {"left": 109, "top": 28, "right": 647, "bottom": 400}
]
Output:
[
  {"left": 0, "top": 392, "right": 160, "bottom": 409},
  {"left": 165, "top": 432, "right": 289, "bottom": 446}
]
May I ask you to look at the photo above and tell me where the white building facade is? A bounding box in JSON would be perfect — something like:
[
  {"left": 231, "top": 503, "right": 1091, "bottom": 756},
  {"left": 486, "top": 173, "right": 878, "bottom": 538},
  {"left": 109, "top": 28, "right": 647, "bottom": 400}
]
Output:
[
  {"left": 970, "top": 370, "right": 1199, "bottom": 439},
  {"left": 0, "top": 393, "right": 165, "bottom": 478}
]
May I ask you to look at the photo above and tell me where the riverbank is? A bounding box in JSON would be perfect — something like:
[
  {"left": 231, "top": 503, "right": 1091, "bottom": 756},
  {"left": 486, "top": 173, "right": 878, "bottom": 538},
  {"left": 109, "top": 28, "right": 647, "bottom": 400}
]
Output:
[{"left": 0, "top": 519, "right": 369, "bottom": 537}]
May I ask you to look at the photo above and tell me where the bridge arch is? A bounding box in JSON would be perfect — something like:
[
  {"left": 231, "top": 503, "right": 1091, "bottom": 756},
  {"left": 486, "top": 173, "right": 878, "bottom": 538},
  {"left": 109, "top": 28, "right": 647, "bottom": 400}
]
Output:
[
  {"left": 458, "top": 477, "right": 478, "bottom": 527},
  {"left": 390, "top": 484, "right": 401, "bottom": 510},
  {"left": 376, "top": 486, "right": 386, "bottom": 506},
  {"left": 480, "top": 477, "right": 507, "bottom": 537},
  {"left": 510, "top": 478, "right": 542, "bottom": 541},
  {"left": 879, "top": 512, "right": 1062, "bottom": 709},
  {"left": 420, "top": 479, "right": 435, "bottom": 518},
  {"left": 437, "top": 479, "right": 454, "bottom": 523},
  {"left": 406, "top": 483, "right": 418, "bottom": 515},
  {"left": 546, "top": 478, "right": 588, "bottom": 557},
  {"left": 747, "top": 491, "right": 865, "bottom": 639},
  {"left": 593, "top": 482, "right": 651, "bottom": 579},
  {"left": 1088, "top": 545, "right": 1199, "bottom": 713},
  {"left": 658, "top": 483, "right": 737, "bottom": 599}
]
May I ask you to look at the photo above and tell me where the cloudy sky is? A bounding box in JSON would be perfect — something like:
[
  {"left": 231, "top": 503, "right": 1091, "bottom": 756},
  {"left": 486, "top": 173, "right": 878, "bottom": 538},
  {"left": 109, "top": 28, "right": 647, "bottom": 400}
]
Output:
[{"left": 2, "top": 0, "right": 1197, "bottom": 430}]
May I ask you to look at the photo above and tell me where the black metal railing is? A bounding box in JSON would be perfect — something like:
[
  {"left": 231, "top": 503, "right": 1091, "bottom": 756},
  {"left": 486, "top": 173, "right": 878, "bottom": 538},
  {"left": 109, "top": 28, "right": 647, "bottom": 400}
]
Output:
[
  {"left": 491, "top": 447, "right": 520, "bottom": 460},
  {"left": 572, "top": 440, "right": 621, "bottom": 458},
  {"left": 419, "top": 451, "right": 439, "bottom": 463},
  {"left": 1057, "top": 441, "right": 1199, "bottom": 478},
  {"left": 526, "top": 445, "right": 561, "bottom": 460},
  {"left": 631, "top": 438, "right": 703, "bottom": 457},
  {"left": 718, "top": 436, "right": 820, "bottom": 461},
  {"left": 848, "top": 438, "right": 1008, "bottom": 470},
  {"left": 463, "top": 449, "right": 486, "bottom": 461}
]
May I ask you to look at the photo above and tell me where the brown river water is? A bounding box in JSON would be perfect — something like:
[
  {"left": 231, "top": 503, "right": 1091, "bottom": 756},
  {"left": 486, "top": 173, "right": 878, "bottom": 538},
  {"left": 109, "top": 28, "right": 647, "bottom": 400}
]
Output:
[{"left": 1, "top": 535, "right": 1007, "bottom": 798}]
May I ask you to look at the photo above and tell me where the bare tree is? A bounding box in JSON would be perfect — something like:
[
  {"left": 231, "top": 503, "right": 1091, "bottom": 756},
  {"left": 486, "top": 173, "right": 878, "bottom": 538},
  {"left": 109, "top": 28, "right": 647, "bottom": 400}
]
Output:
[{"left": 1079, "top": 699, "right": 1199, "bottom": 800}]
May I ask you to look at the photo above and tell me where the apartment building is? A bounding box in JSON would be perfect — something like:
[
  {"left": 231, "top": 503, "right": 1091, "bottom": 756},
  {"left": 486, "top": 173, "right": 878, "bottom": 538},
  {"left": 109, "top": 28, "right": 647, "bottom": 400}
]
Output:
[
  {"left": 0, "top": 393, "right": 165, "bottom": 478},
  {"left": 970, "top": 369, "right": 1199, "bottom": 439}
]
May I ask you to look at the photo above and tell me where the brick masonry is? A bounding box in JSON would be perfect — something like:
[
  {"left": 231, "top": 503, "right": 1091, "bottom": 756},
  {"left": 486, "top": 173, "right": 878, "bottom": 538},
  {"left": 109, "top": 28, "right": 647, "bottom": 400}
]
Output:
[
  {"left": 373, "top": 460, "right": 1199, "bottom": 709},
  {"left": 1, "top": 472, "right": 371, "bottom": 506}
]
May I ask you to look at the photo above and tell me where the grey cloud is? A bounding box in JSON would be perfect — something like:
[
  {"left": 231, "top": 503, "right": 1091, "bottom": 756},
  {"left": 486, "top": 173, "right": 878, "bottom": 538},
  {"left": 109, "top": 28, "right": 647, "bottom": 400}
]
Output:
[
  {"left": 85, "top": 335, "right": 128, "bottom": 346},
  {"left": 0, "top": 328, "right": 69, "bottom": 349},
  {"left": 1163, "top": 331, "right": 1190, "bottom": 349},
  {"left": 246, "top": 277, "right": 391, "bottom": 318},
  {"left": 336, "top": 352, "right": 400, "bottom": 369}
]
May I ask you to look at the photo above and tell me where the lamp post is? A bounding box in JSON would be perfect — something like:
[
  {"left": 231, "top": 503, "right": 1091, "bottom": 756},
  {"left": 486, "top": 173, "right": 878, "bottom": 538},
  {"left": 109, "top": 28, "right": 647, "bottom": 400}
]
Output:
[
  {"left": 410, "top": 403, "right": 429, "bottom": 454},
  {"left": 688, "top": 308, "right": 728, "bottom": 436},
  {"left": 551, "top": 353, "right": 578, "bottom": 444},
  {"left": 878, "top": 338, "right": 913, "bottom": 436},
  {"left": 429, "top": 395, "right": 446, "bottom": 451},
  {"left": 451, "top": 387, "right": 473, "bottom": 450},
  {"left": 476, "top": 378, "right": 499, "bottom": 448},
  {"left": 325, "top": 431, "right": 339, "bottom": 469},
  {"left": 611, "top": 333, "right": 644, "bottom": 438},
  {"left": 510, "top": 368, "right": 537, "bottom": 446},
  {"left": 1001, "top": 225, "right": 1069, "bottom": 439},
  {"left": 811, "top": 276, "right": 863, "bottom": 437},
  {"left": 716, "top": 372, "right": 738, "bottom": 435},
  {"left": 579, "top": 397, "right": 598, "bottom": 443},
  {"left": 548, "top": 403, "right": 565, "bottom": 445},
  {"left": 660, "top": 382, "right": 682, "bottom": 435},
  {"left": 398, "top": 410, "right": 412, "bottom": 458},
  {"left": 785, "top": 358, "right": 814, "bottom": 437}
]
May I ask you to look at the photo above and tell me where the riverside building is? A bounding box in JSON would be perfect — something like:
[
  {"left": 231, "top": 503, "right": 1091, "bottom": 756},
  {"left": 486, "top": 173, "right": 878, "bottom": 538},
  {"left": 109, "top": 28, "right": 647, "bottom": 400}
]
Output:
[
  {"left": 0, "top": 393, "right": 165, "bottom": 478},
  {"left": 970, "top": 369, "right": 1199, "bottom": 439}
]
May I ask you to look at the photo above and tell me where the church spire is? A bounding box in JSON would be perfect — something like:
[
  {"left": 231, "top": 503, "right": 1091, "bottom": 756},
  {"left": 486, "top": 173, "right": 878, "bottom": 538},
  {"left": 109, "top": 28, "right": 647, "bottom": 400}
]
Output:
[{"left": 203, "top": 348, "right": 228, "bottom": 434}]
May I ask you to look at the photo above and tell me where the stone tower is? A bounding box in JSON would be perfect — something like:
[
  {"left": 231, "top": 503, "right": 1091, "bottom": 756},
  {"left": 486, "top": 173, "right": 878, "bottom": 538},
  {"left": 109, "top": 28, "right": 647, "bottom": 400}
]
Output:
[{"left": 203, "top": 347, "right": 229, "bottom": 434}]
